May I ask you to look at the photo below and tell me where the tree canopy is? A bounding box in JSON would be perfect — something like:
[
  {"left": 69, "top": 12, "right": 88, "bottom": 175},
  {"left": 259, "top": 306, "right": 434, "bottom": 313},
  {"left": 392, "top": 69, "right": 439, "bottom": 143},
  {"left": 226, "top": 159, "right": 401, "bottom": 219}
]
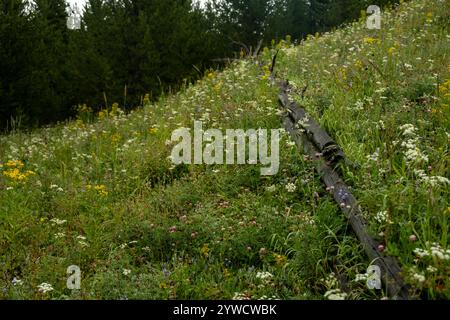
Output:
[{"left": 0, "top": 0, "right": 399, "bottom": 130}]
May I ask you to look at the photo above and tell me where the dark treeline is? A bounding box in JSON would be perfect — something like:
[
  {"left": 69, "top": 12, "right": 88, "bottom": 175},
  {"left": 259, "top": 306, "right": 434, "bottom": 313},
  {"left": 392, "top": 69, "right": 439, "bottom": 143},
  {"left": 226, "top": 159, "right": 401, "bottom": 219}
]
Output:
[{"left": 0, "top": 0, "right": 398, "bottom": 130}]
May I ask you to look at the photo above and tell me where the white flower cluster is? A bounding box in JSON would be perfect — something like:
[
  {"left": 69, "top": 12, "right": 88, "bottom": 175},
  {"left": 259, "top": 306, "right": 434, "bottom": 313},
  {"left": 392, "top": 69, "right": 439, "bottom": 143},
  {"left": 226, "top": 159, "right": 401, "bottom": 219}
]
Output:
[
  {"left": 414, "top": 243, "right": 450, "bottom": 260},
  {"left": 414, "top": 169, "right": 450, "bottom": 187},
  {"left": 285, "top": 183, "right": 297, "bottom": 193},
  {"left": 426, "top": 266, "right": 437, "bottom": 273},
  {"left": 257, "top": 295, "right": 278, "bottom": 300},
  {"left": 54, "top": 232, "right": 65, "bottom": 239},
  {"left": 366, "top": 148, "right": 380, "bottom": 162},
  {"left": 354, "top": 100, "right": 364, "bottom": 111},
  {"left": 232, "top": 292, "right": 251, "bottom": 300},
  {"left": 399, "top": 124, "right": 429, "bottom": 165},
  {"left": 50, "top": 218, "right": 67, "bottom": 225},
  {"left": 123, "top": 269, "right": 131, "bottom": 276},
  {"left": 353, "top": 273, "right": 368, "bottom": 282},
  {"left": 37, "top": 282, "right": 54, "bottom": 293},
  {"left": 377, "top": 120, "right": 385, "bottom": 131},
  {"left": 12, "top": 277, "right": 23, "bottom": 286},
  {"left": 375, "top": 211, "right": 393, "bottom": 224},
  {"left": 50, "top": 184, "right": 64, "bottom": 192},
  {"left": 323, "top": 272, "right": 338, "bottom": 288},
  {"left": 411, "top": 273, "right": 426, "bottom": 284},
  {"left": 286, "top": 140, "right": 296, "bottom": 147},
  {"left": 296, "top": 115, "right": 310, "bottom": 130},
  {"left": 324, "top": 289, "right": 347, "bottom": 300},
  {"left": 348, "top": 97, "right": 373, "bottom": 111},
  {"left": 256, "top": 271, "right": 273, "bottom": 280}
]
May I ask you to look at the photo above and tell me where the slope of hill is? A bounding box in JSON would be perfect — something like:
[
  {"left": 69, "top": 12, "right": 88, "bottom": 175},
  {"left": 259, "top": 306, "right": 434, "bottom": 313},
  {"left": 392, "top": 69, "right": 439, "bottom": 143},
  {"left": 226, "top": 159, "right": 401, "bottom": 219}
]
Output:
[{"left": 0, "top": 0, "right": 448, "bottom": 299}]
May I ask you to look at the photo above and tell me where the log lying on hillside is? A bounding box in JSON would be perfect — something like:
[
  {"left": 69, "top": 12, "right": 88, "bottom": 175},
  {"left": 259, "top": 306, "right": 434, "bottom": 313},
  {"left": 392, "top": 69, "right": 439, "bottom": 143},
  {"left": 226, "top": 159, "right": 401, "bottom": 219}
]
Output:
[
  {"left": 279, "top": 85, "right": 411, "bottom": 300},
  {"left": 279, "top": 80, "right": 346, "bottom": 164}
]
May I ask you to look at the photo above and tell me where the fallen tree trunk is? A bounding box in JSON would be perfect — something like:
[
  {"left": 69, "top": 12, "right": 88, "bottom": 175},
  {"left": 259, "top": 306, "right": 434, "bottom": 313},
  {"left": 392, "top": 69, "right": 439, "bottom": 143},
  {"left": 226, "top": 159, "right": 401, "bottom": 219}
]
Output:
[
  {"left": 279, "top": 81, "right": 346, "bottom": 164},
  {"left": 279, "top": 85, "right": 411, "bottom": 300}
]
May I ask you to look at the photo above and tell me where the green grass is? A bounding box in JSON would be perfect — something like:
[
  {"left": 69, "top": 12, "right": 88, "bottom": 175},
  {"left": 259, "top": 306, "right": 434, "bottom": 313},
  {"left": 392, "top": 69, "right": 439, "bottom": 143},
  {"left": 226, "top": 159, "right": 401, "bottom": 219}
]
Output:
[{"left": 1, "top": 0, "right": 449, "bottom": 300}]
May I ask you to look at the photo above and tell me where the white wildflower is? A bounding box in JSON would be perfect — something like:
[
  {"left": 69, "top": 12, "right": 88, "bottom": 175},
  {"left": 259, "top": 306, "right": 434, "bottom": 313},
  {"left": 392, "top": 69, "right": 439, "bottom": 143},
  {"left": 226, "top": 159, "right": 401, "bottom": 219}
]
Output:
[
  {"left": 78, "top": 241, "right": 89, "bottom": 248},
  {"left": 353, "top": 273, "right": 368, "bottom": 282},
  {"left": 285, "top": 183, "right": 297, "bottom": 193},
  {"left": 414, "top": 248, "right": 429, "bottom": 258},
  {"left": 412, "top": 273, "right": 425, "bottom": 284},
  {"left": 323, "top": 272, "right": 338, "bottom": 288},
  {"left": 367, "top": 149, "right": 380, "bottom": 162},
  {"left": 123, "top": 269, "right": 131, "bottom": 276},
  {"left": 324, "top": 289, "right": 347, "bottom": 300},
  {"left": 232, "top": 292, "right": 251, "bottom": 300},
  {"left": 399, "top": 124, "right": 417, "bottom": 137},
  {"left": 354, "top": 100, "right": 364, "bottom": 111},
  {"left": 256, "top": 271, "right": 273, "bottom": 280},
  {"left": 50, "top": 218, "right": 67, "bottom": 225},
  {"left": 37, "top": 282, "right": 54, "bottom": 293},
  {"left": 54, "top": 232, "right": 65, "bottom": 239},
  {"left": 374, "top": 211, "right": 393, "bottom": 224},
  {"left": 426, "top": 266, "right": 437, "bottom": 273},
  {"left": 12, "top": 277, "right": 23, "bottom": 286}
]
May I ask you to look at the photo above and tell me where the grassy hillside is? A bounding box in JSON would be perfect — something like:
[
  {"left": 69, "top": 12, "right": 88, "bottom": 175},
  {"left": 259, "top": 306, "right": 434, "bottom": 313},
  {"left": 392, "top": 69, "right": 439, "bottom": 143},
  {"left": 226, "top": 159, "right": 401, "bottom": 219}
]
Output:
[{"left": 1, "top": 0, "right": 449, "bottom": 299}]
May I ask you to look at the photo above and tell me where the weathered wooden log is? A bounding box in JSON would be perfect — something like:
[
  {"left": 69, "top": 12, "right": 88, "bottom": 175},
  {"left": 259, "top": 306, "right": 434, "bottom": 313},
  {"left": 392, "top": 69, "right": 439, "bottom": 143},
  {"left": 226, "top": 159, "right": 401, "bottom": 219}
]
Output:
[
  {"left": 279, "top": 80, "right": 346, "bottom": 164},
  {"left": 280, "top": 96, "right": 411, "bottom": 300}
]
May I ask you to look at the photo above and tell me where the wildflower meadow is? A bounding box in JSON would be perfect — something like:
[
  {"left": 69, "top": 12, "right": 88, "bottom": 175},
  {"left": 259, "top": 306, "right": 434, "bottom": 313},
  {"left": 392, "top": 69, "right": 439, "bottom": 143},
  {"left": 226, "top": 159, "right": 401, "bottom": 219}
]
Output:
[{"left": 0, "top": 0, "right": 449, "bottom": 300}]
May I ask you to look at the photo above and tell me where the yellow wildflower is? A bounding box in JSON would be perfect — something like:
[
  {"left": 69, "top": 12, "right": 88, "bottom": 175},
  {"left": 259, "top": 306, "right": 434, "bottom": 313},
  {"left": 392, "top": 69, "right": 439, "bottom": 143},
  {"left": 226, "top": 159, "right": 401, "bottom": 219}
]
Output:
[
  {"left": 3, "top": 167, "right": 35, "bottom": 181},
  {"left": 274, "top": 253, "right": 287, "bottom": 266},
  {"left": 340, "top": 67, "right": 347, "bottom": 81},
  {"left": 94, "top": 185, "right": 108, "bottom": 196},
  {"left": 98, "top": 110, "right": 108, "bottom": 119},
  {"left": 5, "top": 160, "right": 24, "bottom": 168},
  {"left": 364, "top": 37, "right": 380, "bottom": 45},
  {"left": 109, "top": 103, "right": 123, "bottom": 117},
  {"left": 143, "top": 94, "right": 151, "bottom": 105},
  {"left": 213, "top": 82, "right": 223, "bottom": 93},
  {"left": 159, "top": 282, "right": 168, "bottom": 289},
  {"left": 87, "top": 184, "right": 108, "bottom": 196},
  {"left": 200, "top": 244, "right": 209, "bottom": 258},
  {"left": 111, "top": 133, "right": 121, "bottom": 144}
]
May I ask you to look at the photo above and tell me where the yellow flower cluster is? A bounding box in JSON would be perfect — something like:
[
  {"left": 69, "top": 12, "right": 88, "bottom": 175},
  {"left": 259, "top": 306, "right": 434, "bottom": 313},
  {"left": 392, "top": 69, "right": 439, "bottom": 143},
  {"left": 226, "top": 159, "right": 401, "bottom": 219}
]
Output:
[
  {"left": 274, "top": 253, "right": 287, "bottom": 266},
  {"left": 109, "top": 103, "right": 122, "bottom": 117},
  {"left": 200, "top": 244, "right": 209, "bottom": 257},
  {"left": 5, "top": 159, "right": 24, "bottom": 168},
  {"left": 98, "top": 103, "right": 123, "bottom": 119},
  {"left": 87, "top": 184, "right": 109, "bottom": 196},
  {"left": 438, "top": 79, "right": 450, "bottom": 111},
  {"left": 111, "top": 133, "right": 121, "bottom": 144},
  {"left": 1, "top": 160, "right": 35, "bottom": 182},
  {"left": 439, "top": 79, "right": 450, "bottom": 96},
  {"left": 77, "top": 104, "right": 93, "bottom": 114},
  {"left": 262, "top": 65, "right": 271, "bottom": 80},
  {"left": 143, "top": 94, "right": 151, "bottom": 105},
  {"left": 364, "top": 37, "right": 381, "bottom": 45}
]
